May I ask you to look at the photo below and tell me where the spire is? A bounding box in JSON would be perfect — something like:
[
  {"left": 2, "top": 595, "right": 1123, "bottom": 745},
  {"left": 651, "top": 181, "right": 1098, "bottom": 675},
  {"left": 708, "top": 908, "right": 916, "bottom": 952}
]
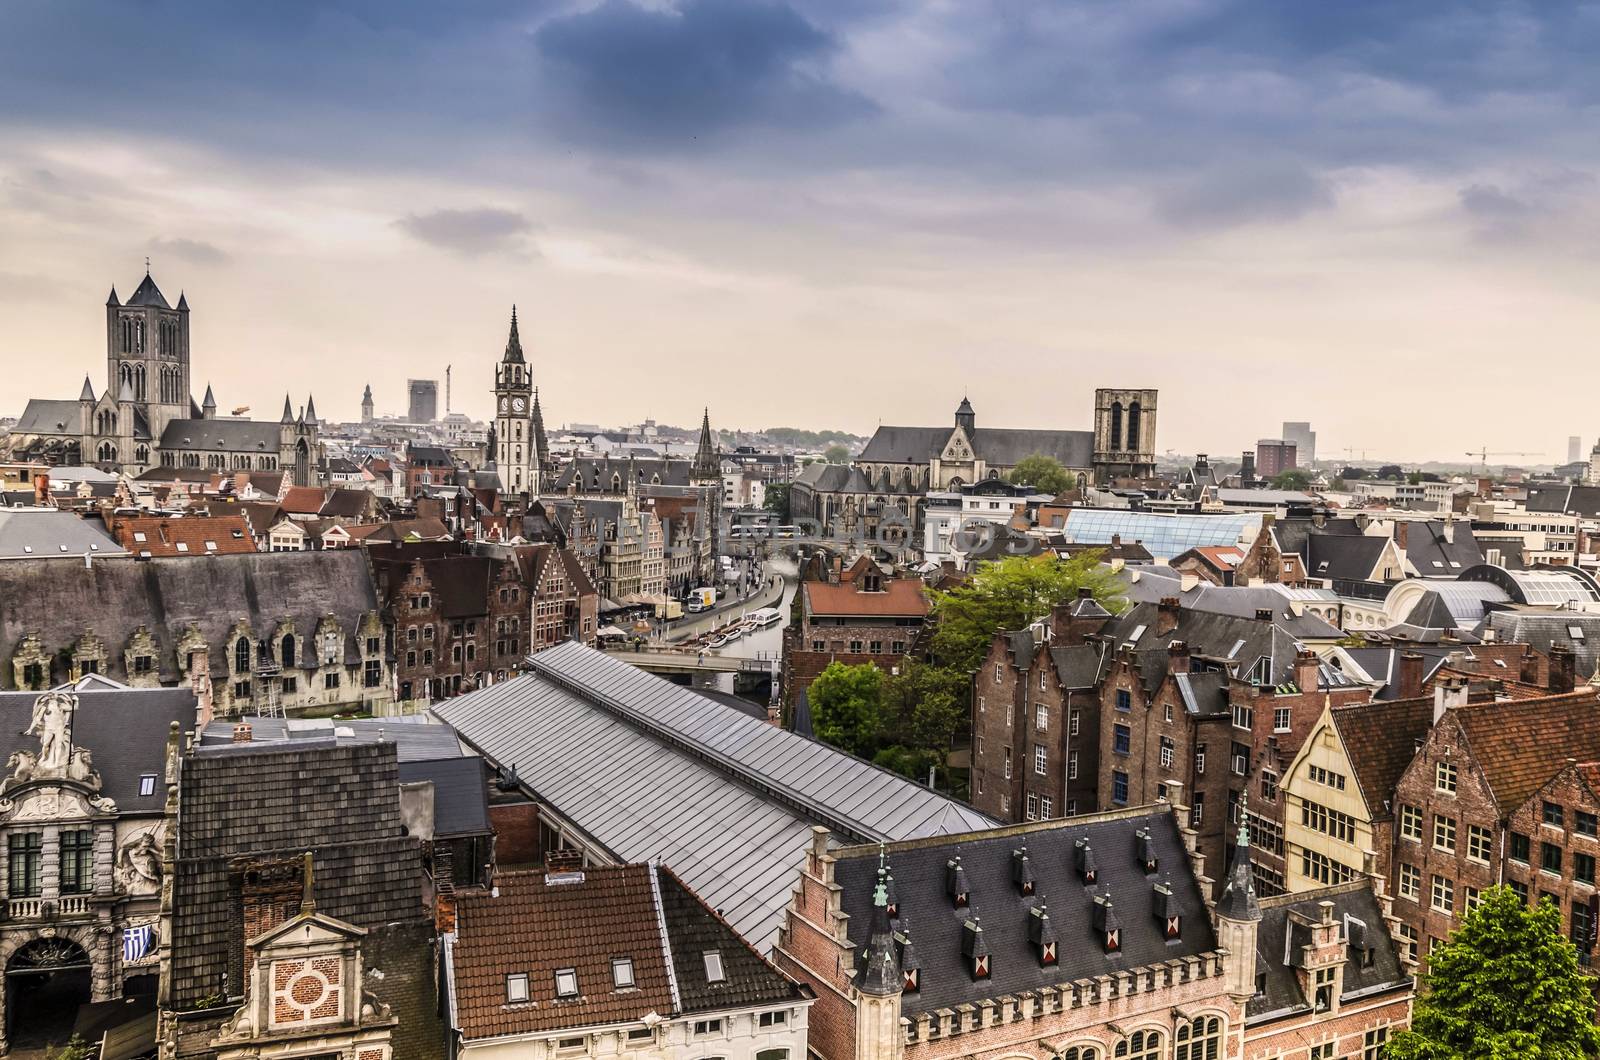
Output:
[
  {"left": 280, "top": 394, "right": 295, "bottom": 424},
  {"left": 859, "top": 853, "right": 902, "bottom": 996},
  {"left": 79, "top": 376, "right": 95, "bottom": 402},
  {"left": 106, "top": 286, "right": 120, "bottom": 307},
  {"left": 298, "top": 850, "right": 316, "bottom": 916},
  {"left": 1216, "top": 791, "right": 1261, "bottom": 922},
  {"left": 127, "top": 272, "right": 170, "bottom": 309},
  {"left": 503, "top": 305, "right": 525, "bottom": 364},
  {"left": 693, "top": 407, "right": 719, "bottom": 481},
  {"left": 201, "top": 383, "right": 216, "bottom": 409},
  {"left": 532, "top": 388, "right": 551, "bottom": 475},
  {"left": 177, "top": 291, "right": 189, "bottom": 312},
  {"left": 362, "top": 383, "right": 373, "bottom": 402},
  {"left": 305, "top": 393, "right": 318, "bottom": 424}
]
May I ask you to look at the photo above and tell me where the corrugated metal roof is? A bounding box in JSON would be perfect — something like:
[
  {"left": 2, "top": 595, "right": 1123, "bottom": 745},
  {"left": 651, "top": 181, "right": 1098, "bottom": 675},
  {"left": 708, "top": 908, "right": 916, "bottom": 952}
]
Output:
[{"left": 431, "top": 641, "right": 996, "bottom": 950}]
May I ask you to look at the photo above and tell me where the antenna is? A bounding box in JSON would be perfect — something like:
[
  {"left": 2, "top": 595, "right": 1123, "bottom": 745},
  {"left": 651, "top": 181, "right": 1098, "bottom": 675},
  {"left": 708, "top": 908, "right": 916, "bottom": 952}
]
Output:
[{"left": 446, "top": 365, "right": 451, "bottom": 415}]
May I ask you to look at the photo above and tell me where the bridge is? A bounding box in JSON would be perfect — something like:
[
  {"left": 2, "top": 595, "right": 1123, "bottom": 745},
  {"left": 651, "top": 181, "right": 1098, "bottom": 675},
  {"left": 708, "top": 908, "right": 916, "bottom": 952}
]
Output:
[{"left": 598, "top": 645, "right": 780, "bottom": 676}]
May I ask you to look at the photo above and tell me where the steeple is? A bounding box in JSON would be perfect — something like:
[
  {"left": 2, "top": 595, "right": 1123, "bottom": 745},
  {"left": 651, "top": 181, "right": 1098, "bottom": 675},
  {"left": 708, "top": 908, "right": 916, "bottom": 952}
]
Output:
[
  {"left": 201, "top": 384, "right": 216, "bottom": 419},
  {"left": 305, "top": 393, "right": 319, "bottom": 425},
  {"left": 955, "top": 395, "right": 975, "bottom": 435},
  {"left": 176, "top": 291, "right": 189, "bottom": 313},
  {"left": 503, "top": 305, "right": 524, "bottom": 364},
  {"left": 1216, "top": 794, "right": 1261, "bottom": 923},
  {"left": 79, "top": 376, "right": 96, "bottom": 403},
  {"left": 280, "top": 394, "right": 295, "bottom": 424},
  {"left": 127, "top": 271, "right": 170, "bottom": 309},
  {"left": 532, "top": 388, "right": 551, "bottom": 475},
  {"left": 859, "top": 855, "right": 901, "bottom": 996},
  {"left": 106, "top": 286, "right": 120, "bottom": 308},
  {"left": 693, "top": 407, "right": 719, "bottom": 481}
]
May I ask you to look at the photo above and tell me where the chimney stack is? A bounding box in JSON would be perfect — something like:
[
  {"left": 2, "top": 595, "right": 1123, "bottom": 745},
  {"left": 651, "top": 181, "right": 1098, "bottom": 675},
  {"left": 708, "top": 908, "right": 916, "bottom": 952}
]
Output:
[
  {"left": 1550, "top": 645, "right": 1577, "bottom": 694},
  {"left": 232, "top": 721, "right": 253, "bottom": 743},
  {"left": 1156, "top": 596, "right": 1181, "bottom": 636},
  {"left": 1398, "top": 651, "right": 1424, "bottom": 701},
  {"left": 1433, "top": 677, "right": 1468, "bottom": 724},
  {"left": 1294, "top": 649, "right": 1319, "bottom": 693}
]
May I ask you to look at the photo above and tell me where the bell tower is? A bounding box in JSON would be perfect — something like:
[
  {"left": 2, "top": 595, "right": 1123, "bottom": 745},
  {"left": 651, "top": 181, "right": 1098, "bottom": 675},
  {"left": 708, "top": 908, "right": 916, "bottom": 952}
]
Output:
[{"left": 493, "top": 307, "right": 535, "bottom": 496}]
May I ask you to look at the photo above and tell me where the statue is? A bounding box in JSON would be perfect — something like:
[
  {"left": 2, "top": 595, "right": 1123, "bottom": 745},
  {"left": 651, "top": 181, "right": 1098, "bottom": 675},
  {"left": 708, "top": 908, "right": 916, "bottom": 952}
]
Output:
[
  {"left": 117, "top": 830, "right": 163, "bottom": 896},
  {"left": 24, "top": 691, "right": 76, "bottom": 773}
]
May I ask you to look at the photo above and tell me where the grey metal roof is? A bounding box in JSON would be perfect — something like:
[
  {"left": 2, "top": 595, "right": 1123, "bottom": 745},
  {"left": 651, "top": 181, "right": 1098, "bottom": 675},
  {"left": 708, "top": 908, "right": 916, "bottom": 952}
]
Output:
[
  {"left": 431, "top": 640, "right": 996, "bottom": 950},
  {"left": 197, "top": 715, "right": 467, "bottom": 762},
  {"left": 12, "top": 399, "right": 82, "bottom": 436},
  {"left": 0, "top": 509, "right": 127, "bottom": 560},
  {"left": 858, "top": 424, "right": 1094, "bottom": 468},
  {"left": 157, "top": 417, "right": 284, "bottom": 452}
]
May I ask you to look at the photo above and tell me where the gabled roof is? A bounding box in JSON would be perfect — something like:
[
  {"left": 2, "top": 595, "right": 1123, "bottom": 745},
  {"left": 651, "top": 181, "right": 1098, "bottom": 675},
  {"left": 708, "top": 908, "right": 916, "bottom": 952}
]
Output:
[
  {"left": 0, "top": 509, "right": 126, "bottom": 560},
  {"left": 1305, "top": 533, "right": 1390, "bottom": 582},
  {"left": 1452, "top": 690, "right": 1600, "bottom": 813},
  {"left": 1249, "top": 882, "right": 1408, "bottom": 1020},
  {"left": 126, "top": 272, "right": 170, "bottom": 308},
  {"left": 1330, "top": 697, "right": 1435, "bottom": 819},
  {"left": 803, "top": 578, "right": 928, "bottom": 619},
  {"left": 12, "top": 398, "right": 82, "bottom": 436},
  {"left": 112, "top": 514, "right": 255, "bottom": 558},
  {"left": 157, "top": 417, "right": 284, "bottom": 453}
]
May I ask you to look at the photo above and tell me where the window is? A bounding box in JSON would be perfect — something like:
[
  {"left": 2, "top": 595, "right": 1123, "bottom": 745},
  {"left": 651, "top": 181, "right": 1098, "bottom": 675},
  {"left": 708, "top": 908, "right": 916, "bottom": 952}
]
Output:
[
  {"left": 1026, "top": 793, "right": 1039, "bottom": 820},
  {"left": 1164, "top": 702, "right": 1173, "bottom": 723},
  {"left": 554, "top": 968, "right": 579, "bottom": 998},
  {"left": 1574, "top": 900, "right": 1595, "bottom": 951},
  {"left": 1191, "top": 792, "right": 1204, "bottom": 826},
  {"left": 1578, "top": 852, "right": 1596, "bottom": 885},
  {"left": 626, "top": 1028, "right": 654, "bottom": 1045},
  {"left": 1040, "top": 795, "right": 1053, "bottom": 819},
  {"left": 1314, "top": 966, "right": 1337, "bottom": 1011},
  {"left": 611, "top": 957, "right": 635, "bottom": 988},
  {"left": 234, "top": 637, "right": 250, "bottom": 674},
  {"left": 1399, "top": 863, "right": 1420, "bottom": 900},
  {"left": 1232, "top": 703, "right": 1253, "bottom": 730},
  {"left": 364, "top": 660, "right": 381, "bottom": 688},
  {"left": 1231, "top": 742, "right": 1250, "bottom": 776},
  {"left": 1195, "top": 744, "right": 1206, "bottom": 774},
  {"left": 1174, "top": 1015, "right": 1222, "bottom": 1060},
  {"left": 1308, "top": 764, "right": 1346, "bottom": 790},
  {"left": 1112, "top": 770, "right": 1129, "bottom": 805},
  {"left": 1310, "top": 1044, "right": 1334, "bottom": 1060},
  {"left": 1545, "top": 801, "right": 1566, "bottom": 828},
  {"left": 324, "top": 672, "right": 339, "bottom": 690},
  {"left": 1580, "top": 811, "right": 1598, "bottom": 838},
  {"left": 1035, "top": 703, "right": 1048, "bottom": 731},
  {"left": 1069, "top": 709, "right": 1080, "bottom": 736},
  {"left": 1302, "top": 849, "right": 1356, "bottom": 885},
  {"left": 1436, "top": 761, "right": 1458, "bottom": 794},
  {"left": 755, "top": 1051, "right": 788, "bottom": 1060},
  {"left": 1113, "top": 1029, "right": 1162, "bottom": 1060},
  {"left": 1433, "top": 814, "right": 1457, "bottom": 853},
  {"left": 1400, "top": 804, "right": 1423, "bottom": 841},
  {"left": 1511, "top": 831, "right": 1531, "bottom": 863},
  {"left": 1261, "top": 771, "right": 1278, "bottom": 801},
  {"left": 50, "top": 828, "right": 93, "bottom": 897},
  {"left": 693, "top": 1018, "right": 723, "bottom": 1036},
  {"left": 505, "top": 973, "right": 529, "bottom": 1003},
  {"left": 1060, "top": 1048, "right": 1101, "bottom": 1060},
  {"left": 1302, "top": 800, "right": 1356, "bottom": 844},
  {"left": 1160, "top": 736, "right": 1174, "bottom": 769},
  {"left": 703, "top": 950, "right": 725, "bottom": 982},
  {"left": 1468, "top": 824, "right": 1492, "bottom": 863},
  {"left": 995, "top": 663, "right": 1003, "bottom": 684},
  {"left": 1396, "top": 923, "right": 1419, "bottom": 963},
  {"left": 1003, "top": 747, "right": 1012, "bottom": 779},
  {"left": 1114, "top": 723, "right": 1131, "bottom": 755},
  {"left": 138, "top": 773, "right": 158, "bottom": 797},
  {"left": 1431, "top": 874, "right": 1454, "bottom": 914},
  {"left": 555, "top": 1037, "right": 585, "bottom": 1054},
  {"left": 1116, "top": 688, "right": 1131, "bottom": 712},
  {"left": 1543, "top": 842, "right": 1564, "bottom": 875},
  {"left": 1274, "top": 706, "right": 1292, "bottom": 732}
]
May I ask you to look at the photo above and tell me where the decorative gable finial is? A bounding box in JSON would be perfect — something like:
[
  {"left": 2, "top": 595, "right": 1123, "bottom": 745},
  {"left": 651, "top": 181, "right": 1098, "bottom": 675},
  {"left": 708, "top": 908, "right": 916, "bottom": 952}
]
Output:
[{"left": 299, "top": 851, "right": 316, "bottom": 916}]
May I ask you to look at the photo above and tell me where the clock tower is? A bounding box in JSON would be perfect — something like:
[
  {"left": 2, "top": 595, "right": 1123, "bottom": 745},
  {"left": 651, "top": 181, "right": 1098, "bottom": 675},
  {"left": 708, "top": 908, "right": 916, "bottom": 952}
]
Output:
[{"left": 493, "top": 306, "right": 536, "bottom": 496}]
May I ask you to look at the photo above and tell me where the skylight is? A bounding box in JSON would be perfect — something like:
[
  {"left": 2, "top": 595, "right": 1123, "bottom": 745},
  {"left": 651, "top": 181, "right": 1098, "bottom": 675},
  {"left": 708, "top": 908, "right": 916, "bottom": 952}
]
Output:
[
  {"left": 703, "top": 951, "right": 725, "bottom": 983},
  {"left": 554, "top": 968, "right": 579, "bottom": 998}
]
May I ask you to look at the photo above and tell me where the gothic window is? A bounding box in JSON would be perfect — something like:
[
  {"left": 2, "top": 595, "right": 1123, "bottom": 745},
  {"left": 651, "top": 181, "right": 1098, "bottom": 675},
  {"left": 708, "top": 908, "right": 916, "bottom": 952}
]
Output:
[
  {"left": 235, "top": 637, "right": 251, "bottom": 674},
  {"left": 119, "top": 361, "right": 134, "bottom": 392},
  {"left": 1110, "top": 401, "right": 1124, "bottom": 451},
  {"left": 183, "top": 453, "right": 199, "bottom": 468},
  {"left": 1114, "top": 1030, "right": 1162, "bottom": 1060},
  {"left": 282, "top": 634, "right": 296, "bottom": 668},
  {"left": 134, "top": 362, "right": 147, "bottom": 401},
  {"left": 1175, "top": 1015, "right": 1223, "bottom": 1060},
  {"left": 120, "top": 318, "right": 131, "bottom": 353},
  {"left": 135, "top": 444, "right": 149, "bottom": 463},
  {"left": 97, "top": 442, "right": 117, "bottom": 463},
  {"left": 611, "top": 473, "right": 622, "bottom": 492},
  {"left": 1128, "top": 400, "right": 1142, "bottom": 452}
]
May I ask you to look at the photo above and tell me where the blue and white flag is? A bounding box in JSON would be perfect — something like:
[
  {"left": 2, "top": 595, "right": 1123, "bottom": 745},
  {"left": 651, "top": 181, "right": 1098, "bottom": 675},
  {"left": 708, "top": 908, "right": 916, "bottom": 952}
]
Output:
[{"left": 123, "top": 925, "right": 155, "bottom": 964}]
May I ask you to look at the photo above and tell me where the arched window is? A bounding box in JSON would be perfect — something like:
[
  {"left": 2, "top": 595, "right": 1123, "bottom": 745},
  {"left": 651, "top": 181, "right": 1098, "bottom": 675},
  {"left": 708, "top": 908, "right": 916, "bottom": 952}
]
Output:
[
  {"left": 1061, "top": 1047, "right": 1102, "bottom": 1060},
  {"left": 134, "top": 363, "right": 147, "bottom": 401},
  {"left": 1128, "top": 400, "right": 1142, "bottom": 452},
  {"left": 281, "top": 634, "right": 296, "bottom": 668},
  {"left": 234, "top": 637, "right": 251, "bottom": 674},
  {"left": 134, "top": 445, "right": 149, "bottom": 464},
  {"left": 1114, "top": 1030, "right": 1162, "bottom": 1060},
  {"left": 97, "top": 442, "right": 117, "bottom": 463},
  {"left": 1110, "top": 400, "right": 1124, "bottom": 451},
  {"left": 611, "top": 473, "right": 622, "bottom": 492},
  {"left": 1175, "top": 1016, "right": 1223, "bottom": 1060},
  {"left": 119, "top": 362, "right": 133, "bottom": 392}
]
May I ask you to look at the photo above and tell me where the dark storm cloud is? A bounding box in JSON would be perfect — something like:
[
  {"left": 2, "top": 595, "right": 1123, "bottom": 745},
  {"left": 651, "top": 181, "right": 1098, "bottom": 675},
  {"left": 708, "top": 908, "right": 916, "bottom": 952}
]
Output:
[
  {"left": 395, "top": 208, "right": 536, "bottom": 256},
  {"left": 532, "top": 0, "right": 874, "bottom": 147}
]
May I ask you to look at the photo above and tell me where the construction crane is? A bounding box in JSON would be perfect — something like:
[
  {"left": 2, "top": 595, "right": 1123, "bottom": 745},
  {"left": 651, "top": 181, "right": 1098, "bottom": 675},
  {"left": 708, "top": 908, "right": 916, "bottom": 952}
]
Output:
[
  {"left": 1465, "top": 447, "right": 1539, "bottom": 471},
  {"left": 230, "top": 405, "right": 250, "bottom": 416}
]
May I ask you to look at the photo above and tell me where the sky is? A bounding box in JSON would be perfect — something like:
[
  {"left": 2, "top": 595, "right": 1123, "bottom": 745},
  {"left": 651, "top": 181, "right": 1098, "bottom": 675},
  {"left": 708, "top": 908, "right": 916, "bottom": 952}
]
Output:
[{"left": 3, "top": 0, "right": 1600, "bottom": 464}]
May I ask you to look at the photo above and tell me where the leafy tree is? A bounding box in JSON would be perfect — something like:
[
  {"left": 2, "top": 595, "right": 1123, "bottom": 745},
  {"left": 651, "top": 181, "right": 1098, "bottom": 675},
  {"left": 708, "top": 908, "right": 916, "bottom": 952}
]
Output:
[
  {"left": 1378, "top": 463, "right": 1405, "bottom": 481},
  {"left": 761, "top": 482, "right": 790, "bottom": 519},
  {"left": 1388, "top": 886, "right": 1600, "bottom": 1060},
  {"left": 928, "top": 553, "right": 1125, "bottom": 672},
  {"left": 823, "top": 443, "right": 852, "bottom": 464},
  {"left": 1407, "top": 470, "right": 1424, "bottom": 485},
  {"left": 1271, "top": 468, "right": 1312, "bottom": 490},
  {"left": 1341, "top": 466, "right": 1369, "bottom": 480},
  {"left": 882, "top": 659, "right": 969, "bottom": 756},
  {"left": 809, "top": 661, "right": 885, "bottom": 757},
  {"left": 1008, "top": 453, "right": 1074, "bottom": 495}
]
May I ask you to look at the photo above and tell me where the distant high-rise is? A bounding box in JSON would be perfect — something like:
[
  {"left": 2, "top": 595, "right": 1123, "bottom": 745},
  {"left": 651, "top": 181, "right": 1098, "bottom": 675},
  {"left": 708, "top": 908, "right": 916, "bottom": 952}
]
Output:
[
  {"left": 1570, "top": 435, "right": 1582, "bottom": 464},
  {"left": 1256, "top": 438, "right": 1298, "bottom": 479},
  {"left": 407, "top": 379, "right": 439, "bottom": 423},
  {"left": 1281, "top": 421, "right": 1315, "bottom": 466}
]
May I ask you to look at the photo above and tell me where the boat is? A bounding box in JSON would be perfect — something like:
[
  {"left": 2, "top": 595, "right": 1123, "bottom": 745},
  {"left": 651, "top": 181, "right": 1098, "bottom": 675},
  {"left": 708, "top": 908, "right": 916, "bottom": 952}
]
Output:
[{"left": 747, "top": 607, "right": 782, "bottom": 630}]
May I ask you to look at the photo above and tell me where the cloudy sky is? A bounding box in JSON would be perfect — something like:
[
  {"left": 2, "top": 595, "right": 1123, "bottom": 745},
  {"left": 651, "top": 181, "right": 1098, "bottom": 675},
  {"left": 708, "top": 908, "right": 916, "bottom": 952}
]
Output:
[{"left": 3, "top": 0, "right": 1598, "bottom": 462}]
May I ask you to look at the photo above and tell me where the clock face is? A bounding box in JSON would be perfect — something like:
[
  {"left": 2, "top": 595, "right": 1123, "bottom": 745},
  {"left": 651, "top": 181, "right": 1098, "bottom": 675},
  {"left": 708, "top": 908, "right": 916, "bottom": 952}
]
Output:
[
  {"left": 512, "top": 397, "right": 526, "bottom": 413},
  {"left": 499, "top": 397, "right": 508, "bottom": 413}
]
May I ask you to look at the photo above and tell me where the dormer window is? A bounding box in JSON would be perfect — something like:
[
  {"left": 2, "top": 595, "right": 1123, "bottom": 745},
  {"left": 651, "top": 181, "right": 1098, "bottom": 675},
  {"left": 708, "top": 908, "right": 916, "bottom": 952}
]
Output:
[
  {"left": 612, "top": 957, "right": 635, "bottom": 989},
  {"left": 506, "top": 973, "right": 529, "bottom": 1003},
  {"left": 703, "top": 951, "right": 725, "bottom": 983},
  {"left": 554, "top": 968, "right": 579, "bottom": 998}
]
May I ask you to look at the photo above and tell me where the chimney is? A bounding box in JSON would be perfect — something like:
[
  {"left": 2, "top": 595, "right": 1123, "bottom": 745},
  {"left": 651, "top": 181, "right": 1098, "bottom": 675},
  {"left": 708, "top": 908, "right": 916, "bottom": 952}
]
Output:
[
  {"left": 33, "top": 473, "right": 49, "bottom": 506},
  {"left": 1255, "top": 608, "right": 1274, "bottom": 622},
  {"left": 1398, "top": 651, "right": 1424, "bottom": 700},
  {"left": 232, "top": 722, "right": 252, "bottom": 743},
  {"left": 1442, "top": 519, "right": 1455, "bottom": 545},
  {"left": 1294, "top": 649, "right": 1319, "bottom": 693},
  {"left": 1550, "top": 645, "right": 1576, "bottom": 694},
  {"left": 1394, "top": 522, "right": 1409, "bottom": 551},
  {"left": 1156, "top": 596, "right": 1181, "bottom": 636},
  {"left": 190, "top": 648, "right": 214, "bottom": 729},
  {"left": 1433, "top": 677, "right": 1468, "bottom": 724},
  {"left": 1167, "top": 640, "right": 1191, "bottom": 673}
]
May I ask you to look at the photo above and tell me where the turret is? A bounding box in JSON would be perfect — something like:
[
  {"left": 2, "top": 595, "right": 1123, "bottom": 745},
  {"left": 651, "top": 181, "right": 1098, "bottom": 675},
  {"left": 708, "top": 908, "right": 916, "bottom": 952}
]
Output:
[
  {"left": 693, "top": 407, "right": 720, "bottom": 482},
  {"left": 280, "top": 395, "right": 295, "bottom": 425},
  {"left": 201, "top": 384, "right": 216, "bottom": 420},
  {"left": 955, "top": 396, "right": 975, "bottom": 435},
  {"left": 1215, "top": 796, "right": 1262, "bottom": 1001},
  {"left": 855, "top": 855, "right": 905, "bottom": 1060}
]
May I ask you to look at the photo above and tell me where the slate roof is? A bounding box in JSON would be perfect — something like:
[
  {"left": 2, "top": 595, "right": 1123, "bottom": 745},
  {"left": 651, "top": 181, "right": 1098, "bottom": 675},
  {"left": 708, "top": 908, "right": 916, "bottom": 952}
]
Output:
[
  {"left": 1119, "top": 568, "right": 1342, "bottom": 639},
  {"left": 1452, "top": 690, "right": 1600, "bottom": 812},
  {"left": 0, "top": 551, "right": 381, "bottom": 689},
  {"left": 1105, "top": 601, "right": 1340, "bottom": 688},
  {"left": 832, "top": 808, "right": 1217, "bottom": 1017},
  {"left": 1049, "top": 644, "right": 1106, "bottom": 689},
  {"left": 1527, "top": 484, "right": 1600, "bottom": 519},
  {"left": 0, "top": 685, "right": 191, "bottom": 810},
  {"left": 196, "top": 715, "right": 466, "bottom": 762},
  {"left": 126, "top": 273, "right": 171, "bottom": 308},
  {"left": 11, "top": 399, "right": 82, "bottom": 436},
  {"left": 790, "top": 462, "right": 875, "bottom": 494},
  {"left": 553, "top": 456, "right": 694, "bottom": 490},
  {"left": 1305, "top": 534, "right": 1390, "bottom": 582},
  {"left": 0, "top": 509, "right": 127, "bottom": 560},
  {"left": 399, "top": 756, "right": 491, "bottom": 839},
  {"left": 157, "top": 417, "right": 285, "bottom": 454},
  {"left": 171, "top": 742, "right": 441, "bottom": 1060},
  {"left": 1330, "top": 697, "right": 1436, "bottom": 820},
  {"left": 1337, "top": 647, "right": 1450, "bottom": 700},
  {"left": 430, "top": 641, "right": 996, "bottom": 950},
  {"left": 1249, "top": 882, "right": 1408, "bottom": 1021},
  {"left": 1402, "top": 520, "right": 1482, "bottom": 575},
  {"left": 1484, "top": 611, "right": 1600, "bottom": 681},
  {"left": 859, "top": 424, "right": 1095, "bottom": 469}
]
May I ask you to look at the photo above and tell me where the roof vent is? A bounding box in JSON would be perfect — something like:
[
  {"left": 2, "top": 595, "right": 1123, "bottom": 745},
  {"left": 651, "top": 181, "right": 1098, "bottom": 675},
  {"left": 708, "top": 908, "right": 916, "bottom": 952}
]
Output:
[
  {"left": 1011, "top": 846, "right": 1036, "bottom": 896},
  {"left": 1074, "top": 838, "right": 1097, "bottom": 883}
]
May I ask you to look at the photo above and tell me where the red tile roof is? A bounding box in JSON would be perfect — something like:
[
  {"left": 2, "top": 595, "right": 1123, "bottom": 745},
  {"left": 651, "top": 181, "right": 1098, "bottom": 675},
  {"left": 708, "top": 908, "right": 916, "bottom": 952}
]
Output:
[
  {"left": 1454, "top": 689, "right": 1600, "bottom": 812},
  {"left": 112, "top": 514, "right": 257, "bottom": 558},
  {"left": 1332, "top": 695, "right": 1436, "bottom": 820},
  {"left": 803, "top": 578, "right": 928, "bottom": 618}
]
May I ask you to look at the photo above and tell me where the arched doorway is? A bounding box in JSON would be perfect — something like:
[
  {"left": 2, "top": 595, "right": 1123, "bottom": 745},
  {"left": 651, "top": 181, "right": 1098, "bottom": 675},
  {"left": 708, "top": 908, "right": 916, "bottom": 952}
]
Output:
[{"left": 6, "top": 936, "right": 92, "bottom": 1051}]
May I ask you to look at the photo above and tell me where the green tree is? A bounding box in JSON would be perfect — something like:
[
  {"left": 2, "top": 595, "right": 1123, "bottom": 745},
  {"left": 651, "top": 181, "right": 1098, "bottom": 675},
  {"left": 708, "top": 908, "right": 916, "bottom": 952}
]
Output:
[
  {"left": 761, "top": 482, "right": 790, "bottom": 519},
  {"left": 809, "top": 661, "right": 885, "bottom": 757},
  {"left": 928, "top": 553, "right": 1125, "bottom": 672},
  {"left": 1271, "top": 468, "right": 1312, "bottom": 490},
  {"left": 1008, "top": 453, "right": 1074, "bottom": 495},
  {"left": 882, "top": 659, "right": 969, "bottom": 757},
  {"left": 823, "top": 443, "right": 852, "bottom": 464},
  {"left": 1388, "top": 886, "right": 1600, "bottom": 1060}
]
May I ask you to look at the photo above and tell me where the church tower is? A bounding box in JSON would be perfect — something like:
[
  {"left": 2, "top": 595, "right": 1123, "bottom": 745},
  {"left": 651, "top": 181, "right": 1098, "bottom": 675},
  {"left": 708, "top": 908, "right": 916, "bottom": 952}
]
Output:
[
  {"left": 361, "top": 384, "right": 374, "bottom": 424},
  {"left": 104, "top": 269, "right": 191, "bottom": 443},
  {"left": 493, "top": 307, "right": 535, "bottom": 496}
]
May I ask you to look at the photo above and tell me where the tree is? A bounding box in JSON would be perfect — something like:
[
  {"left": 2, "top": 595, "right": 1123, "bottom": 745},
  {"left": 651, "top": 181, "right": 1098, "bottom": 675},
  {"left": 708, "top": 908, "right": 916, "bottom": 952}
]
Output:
[
  {"left": 1388, "top": 886, "right": 1600, "bottom": 1060},
  {"left": 809, "top": 662, "right": 885, "bottom": 758},
  {"left": 928, "top": 553, "right": 1125, "bottom": 672},
  {"left": 762, "top": 482, "right": 790, "bottom": 519},
  {"left": 1271, "top": 468, "right": 1312, "bottom": 490},
  {"left": 1008, "top": 453, "right": 1074, "bottom": 496},
  {"left": 882, "top": 659, "right": 969, "bottom": 756},
  {"left": 823, "top": 443, "right": 852, "bottom": 464}
]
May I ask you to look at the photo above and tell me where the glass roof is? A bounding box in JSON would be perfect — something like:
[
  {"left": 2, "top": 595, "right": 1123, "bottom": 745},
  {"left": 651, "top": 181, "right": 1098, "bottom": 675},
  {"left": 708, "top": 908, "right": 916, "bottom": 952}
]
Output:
[{"left": 1058, "top": 508, "right": 1261, "bottom": 560}]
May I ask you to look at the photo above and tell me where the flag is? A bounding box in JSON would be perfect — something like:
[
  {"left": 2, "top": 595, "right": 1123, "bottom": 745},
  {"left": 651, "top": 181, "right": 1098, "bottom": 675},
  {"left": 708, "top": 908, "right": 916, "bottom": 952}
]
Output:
[{"left": 123, "top": 925, "right": 155, "bottom": 964}]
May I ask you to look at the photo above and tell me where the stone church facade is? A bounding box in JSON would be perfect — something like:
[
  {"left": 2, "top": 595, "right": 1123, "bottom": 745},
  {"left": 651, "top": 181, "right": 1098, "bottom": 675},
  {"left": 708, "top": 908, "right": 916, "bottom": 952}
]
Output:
[{"left": 6, "top": 272, "right": 322, "bottom": 484}]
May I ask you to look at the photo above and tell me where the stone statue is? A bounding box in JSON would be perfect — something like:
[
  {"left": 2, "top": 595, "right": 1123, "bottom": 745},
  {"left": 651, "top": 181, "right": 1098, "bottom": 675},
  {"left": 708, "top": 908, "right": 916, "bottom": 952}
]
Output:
[
  {"left": 24, "top": 691, "right": 76, "bottom": 773},
  {"left": 117, "top": 830, "right": 163, "bottom": 896}
]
